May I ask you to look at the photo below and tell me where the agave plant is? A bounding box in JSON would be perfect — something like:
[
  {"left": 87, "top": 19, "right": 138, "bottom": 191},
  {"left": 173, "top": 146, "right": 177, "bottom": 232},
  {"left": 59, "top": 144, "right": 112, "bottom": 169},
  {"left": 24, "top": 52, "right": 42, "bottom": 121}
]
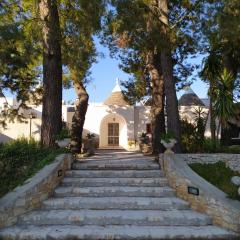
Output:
[{"left": 213, "top": 69, "right": 235, "bottom": 137}]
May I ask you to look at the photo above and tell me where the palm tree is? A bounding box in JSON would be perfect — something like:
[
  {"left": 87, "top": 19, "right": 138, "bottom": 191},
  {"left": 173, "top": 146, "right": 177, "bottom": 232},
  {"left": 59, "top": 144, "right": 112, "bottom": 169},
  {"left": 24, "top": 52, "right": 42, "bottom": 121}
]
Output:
[{"left": 200, "top": 52, "right": 221, "bottom": 143}]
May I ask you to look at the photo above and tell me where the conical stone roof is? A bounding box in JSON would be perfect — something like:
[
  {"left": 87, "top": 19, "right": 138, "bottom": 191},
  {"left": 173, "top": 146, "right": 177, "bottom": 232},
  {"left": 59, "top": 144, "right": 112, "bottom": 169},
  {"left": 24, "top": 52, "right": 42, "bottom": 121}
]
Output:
[
  {"left": 104, "top": 78, "right": 129, "bottom": 106},
  {"left": 179, "top": 86, "right": 205, "bottom": 106}
]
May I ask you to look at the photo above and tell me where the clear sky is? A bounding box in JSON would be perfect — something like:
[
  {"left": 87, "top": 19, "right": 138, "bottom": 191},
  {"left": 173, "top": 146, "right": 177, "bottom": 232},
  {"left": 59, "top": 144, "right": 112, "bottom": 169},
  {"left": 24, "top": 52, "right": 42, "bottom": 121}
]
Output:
[{"left": 62, "top": 38, "right": 209, "bottom": 103}]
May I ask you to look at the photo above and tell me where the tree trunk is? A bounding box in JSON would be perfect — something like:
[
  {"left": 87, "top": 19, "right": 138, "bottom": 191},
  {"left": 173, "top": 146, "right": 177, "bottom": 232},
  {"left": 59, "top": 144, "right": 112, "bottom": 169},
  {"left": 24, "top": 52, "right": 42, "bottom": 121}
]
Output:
[
  {"left": 70, "top": 82, "right": 89, "bottom": 153},
  {"left": 209, "top": 89, "right": 216, "bottom": 143},
  {"left": 146, "top": 51, "right": 165, "bottom": 155},
  {"left": 159, "top": 93, "right": 166, "bottom": 153},
  {"left": 39, "top": 0, "right": 62, "bottom": 147},
  {"left": 158, "top": 0, "right": 182, "bottom": 152},
  {"left": 217, "top": 120, "right": 221, "bottom": 140}
]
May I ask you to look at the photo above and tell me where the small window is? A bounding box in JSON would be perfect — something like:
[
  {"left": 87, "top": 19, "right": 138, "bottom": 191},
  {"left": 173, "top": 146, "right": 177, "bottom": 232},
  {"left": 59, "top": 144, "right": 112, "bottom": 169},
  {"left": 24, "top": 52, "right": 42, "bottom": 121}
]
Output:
[{"left": 146, "top": 123, "right": 152, "bottom": 134}]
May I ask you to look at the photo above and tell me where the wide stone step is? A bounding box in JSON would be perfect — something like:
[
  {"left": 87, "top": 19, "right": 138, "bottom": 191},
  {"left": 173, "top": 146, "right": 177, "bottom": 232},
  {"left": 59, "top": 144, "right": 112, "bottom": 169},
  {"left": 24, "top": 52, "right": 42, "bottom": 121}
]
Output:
[
  {"left": 0, "top": 225, "right": 235, "bottom": 240},
  {"left": 65, "top": 169, "right": 164, "bottom": 178},
  {"left": 75, "top": 158, "right": 155, "bottom": 165},
  {"left": 18, "top": 209, "right": 212, "bottom": 226},
  {"left": 42, "top": 197, "right": 190, "bottom": 210},
  {"left": 54, "top": 186, "right": 175, "bottom": 197},
  {"left": 61, "top": 177, "right": 168, "bottom": 187},
  {"left": 72, "top": 162, "right": 159, "bottom": 170}
]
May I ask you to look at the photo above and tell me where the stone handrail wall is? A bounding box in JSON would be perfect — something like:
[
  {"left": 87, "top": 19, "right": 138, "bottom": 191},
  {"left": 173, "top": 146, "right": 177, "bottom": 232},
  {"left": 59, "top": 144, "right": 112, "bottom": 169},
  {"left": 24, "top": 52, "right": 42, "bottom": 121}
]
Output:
[
  {"left": 181, "top": 153, "right": 240, "bottom": 172},
  {"left": 0, "top": 153, "right": 73, "bottom": 228},
  {"left": 159, "top": 154, "right": 240, "bottom": 233}
]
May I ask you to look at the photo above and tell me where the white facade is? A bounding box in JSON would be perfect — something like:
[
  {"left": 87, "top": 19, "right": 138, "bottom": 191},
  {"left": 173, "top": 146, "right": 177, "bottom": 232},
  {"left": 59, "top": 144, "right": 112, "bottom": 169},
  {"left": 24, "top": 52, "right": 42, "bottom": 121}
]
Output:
[
  {"left": 82, "top": 103, "right": 151, "bottom": 149},
  {"left": 0, "top": 82, "right": 211, "bottom": 150}
]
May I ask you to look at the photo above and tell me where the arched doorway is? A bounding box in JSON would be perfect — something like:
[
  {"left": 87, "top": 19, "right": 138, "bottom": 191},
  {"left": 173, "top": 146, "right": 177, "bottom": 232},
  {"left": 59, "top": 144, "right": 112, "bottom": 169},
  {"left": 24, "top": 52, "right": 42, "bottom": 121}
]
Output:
[{"left": 99, "top": 113, "right": 128, "bottom": 149}]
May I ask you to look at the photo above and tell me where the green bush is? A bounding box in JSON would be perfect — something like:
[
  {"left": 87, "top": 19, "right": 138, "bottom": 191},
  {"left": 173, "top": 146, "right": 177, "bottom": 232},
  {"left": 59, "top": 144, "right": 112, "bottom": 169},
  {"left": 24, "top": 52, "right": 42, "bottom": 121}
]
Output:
[
  {"left": 0, "top": 138, "right": 68, "bottom": 197},
  {"left": 160, "top": 131, "right": 176, "bottom": 143},
  {"left": 181, "top": 119, "right": 197, "bottom": 152},
  {"left": 180, "top": 119, "right": 240, "bottom": 154},
  {"left": 54, "top": 128, "right": 70, "bottom": 140},
  {"left": 202, "top": 138, "right": 220, "bottom": 153},
  {"left": 190, "top": 161, "right": 240, "bottom": 200},
  {"left": 202, "top": 139, "right": 240, "bottom": 153}
]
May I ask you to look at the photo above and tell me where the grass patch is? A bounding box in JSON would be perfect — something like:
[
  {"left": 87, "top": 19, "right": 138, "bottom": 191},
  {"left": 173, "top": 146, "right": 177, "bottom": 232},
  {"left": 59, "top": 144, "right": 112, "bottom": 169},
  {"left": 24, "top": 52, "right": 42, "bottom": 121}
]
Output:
[
  {"left": 189, "top": 161, "right": 240, "bottom": 200},
  {"left": 0, "top": 138, "right": 69, "bottom": 198}
]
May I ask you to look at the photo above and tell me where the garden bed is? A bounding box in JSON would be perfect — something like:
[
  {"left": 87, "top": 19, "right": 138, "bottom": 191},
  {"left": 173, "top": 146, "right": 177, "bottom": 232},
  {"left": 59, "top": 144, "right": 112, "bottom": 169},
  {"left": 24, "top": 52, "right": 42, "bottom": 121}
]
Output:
[
  {"left": 0, "top": 138, "right": 68, "bottom": 198},
  {"left": 189, "top": 161, "right": 240, "bottom": 200}
]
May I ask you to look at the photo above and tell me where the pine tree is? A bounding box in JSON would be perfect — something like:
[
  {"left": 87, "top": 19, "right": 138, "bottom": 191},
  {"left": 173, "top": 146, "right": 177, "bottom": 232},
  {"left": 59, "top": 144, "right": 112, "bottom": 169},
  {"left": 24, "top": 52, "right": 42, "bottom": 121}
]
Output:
[
  {"left": 0, "top": 0, "right": 40, "bottom": 125},
  {"left": 60, "top": 0, "right": 105, "bottom": 153}
]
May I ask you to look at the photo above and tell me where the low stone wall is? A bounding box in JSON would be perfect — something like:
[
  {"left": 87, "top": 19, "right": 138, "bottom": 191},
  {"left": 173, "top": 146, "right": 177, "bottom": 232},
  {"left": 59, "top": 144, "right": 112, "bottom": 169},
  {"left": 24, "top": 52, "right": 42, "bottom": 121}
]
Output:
[
  {"left": 160, "top": 154, "right": 240, "bottom": 233},
  {"left": 0, "top": 153, "right": 73, "bottom": 228},
  {"left": 182, "top": 153, "right": 240, "bottom": 172}
]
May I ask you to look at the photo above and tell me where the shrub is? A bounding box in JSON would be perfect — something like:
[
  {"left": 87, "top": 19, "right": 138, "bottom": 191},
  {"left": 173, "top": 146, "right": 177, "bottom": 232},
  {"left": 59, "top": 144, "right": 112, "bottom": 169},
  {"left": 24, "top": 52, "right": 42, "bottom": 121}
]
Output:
[
  {"left": 0, "top": 138, "right": 68, "bottom": 197},
  {"left": 202, "top": 138, "right": 220, "bottom": 153},
  {"left": 160, "top": 131, "right": 176, "bottom": 143},
  {"left": 180, "top": 119, "right": 197, "bottom": 152}
]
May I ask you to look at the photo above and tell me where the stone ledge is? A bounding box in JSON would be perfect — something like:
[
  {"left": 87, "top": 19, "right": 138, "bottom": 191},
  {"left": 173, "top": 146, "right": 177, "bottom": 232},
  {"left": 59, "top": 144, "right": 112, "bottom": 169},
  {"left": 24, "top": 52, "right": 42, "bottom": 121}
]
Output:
[
  {"left": 0, "top": 153, "right": 73, "bottom": 228},
  {"left": 181, "top": 153, "right": 240, "bottom": 172},
  {"left": 160, "top": 153, "right": 240, "bottom": 233}
]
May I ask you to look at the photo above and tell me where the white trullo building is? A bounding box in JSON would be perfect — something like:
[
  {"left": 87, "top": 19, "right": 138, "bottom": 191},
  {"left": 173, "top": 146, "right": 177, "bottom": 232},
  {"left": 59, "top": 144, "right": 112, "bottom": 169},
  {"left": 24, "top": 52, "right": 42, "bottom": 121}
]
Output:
[{"left": 0, "top": 79, "right": 211, "bottom": 149}]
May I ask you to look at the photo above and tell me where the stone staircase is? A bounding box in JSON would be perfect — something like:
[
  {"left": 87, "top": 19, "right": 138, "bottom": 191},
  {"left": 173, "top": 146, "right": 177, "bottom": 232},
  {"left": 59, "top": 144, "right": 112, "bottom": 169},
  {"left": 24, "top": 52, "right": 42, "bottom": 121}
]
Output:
[{"left": 0, "top": 156, "right": 236, "bottom": 239}]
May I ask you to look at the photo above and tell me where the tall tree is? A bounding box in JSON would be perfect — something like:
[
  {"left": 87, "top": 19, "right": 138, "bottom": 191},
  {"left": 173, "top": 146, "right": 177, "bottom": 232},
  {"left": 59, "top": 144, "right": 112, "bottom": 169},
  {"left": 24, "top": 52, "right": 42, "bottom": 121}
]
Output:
[
  {"left": 0, "top": 0, "right": 40, "bottom": 126},
  {"left": 199, "top": 0, "right": 240, "bottom": 142},
  {"left": 102, "top": 1, "right": 167, "bottom": 154},
  {"left": 200, "top": 52, "right": 222, "bottom": 142},
  {"left": 156, "top": 0, "right": 181, "bottom": 152},
  {"left": 38, "top": 0, "right": 62, "bottom": 147},
  {"left": 61, "top": 0, "right": 105, "bottom": 153},
  {"left": 146, "top": 51, "right": 165, "bottom": 154},
  {"left": 103, "top": 0, "right": 201, "bottom": 153}
]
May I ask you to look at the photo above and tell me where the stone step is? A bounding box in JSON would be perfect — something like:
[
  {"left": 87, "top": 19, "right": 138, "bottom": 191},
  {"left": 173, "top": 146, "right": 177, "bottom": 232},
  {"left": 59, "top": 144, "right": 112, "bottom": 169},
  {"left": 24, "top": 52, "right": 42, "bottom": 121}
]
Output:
[
  {"left": 18, "top": 209, "right": 212, "bottom": 226},
  {"left": 65, "top": 169, "right": 164, "bottom": 178},
  {"left": 42, "top": 197, "right": 190, "bottom": 210},
  {"left": 72, "top": 162, "right": 159, "bottom": 170},
  {"left": 61, "top": 177, "right": 168, "bottom": 187},
  {"left": 54, "top": 186, "right": 175, "bottom": 197},
  {"left": 0, "top": 225, "right": 235, "bottom": 240},
  {"left": 75, "top": 158, "right": 155, "bottom": 165}
]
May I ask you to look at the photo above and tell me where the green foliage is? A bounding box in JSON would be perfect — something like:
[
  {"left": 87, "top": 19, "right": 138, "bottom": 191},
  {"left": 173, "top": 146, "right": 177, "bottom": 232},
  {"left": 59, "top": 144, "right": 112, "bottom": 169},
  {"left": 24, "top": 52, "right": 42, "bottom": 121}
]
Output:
[
  {"left": 190, "top": 161, "right": 240, "bottom": 200},
  {"left": 54, "top": 129, "right": 70, "bottom": 140},
  {"left": 60, "top": 0, "right": 105, "bottom": 86},
  {"left": 200, "top": 0, "right": 240, "bottom": 101},
  {"left": 0, "top": 138, "right": 68, "bottom": 197},
  {"left": 0, "top": 1, "right": 41, "bottom": 94},
  {"left": 214, "top": 69, "right": 235, "bottom": 129},
  {"left": 181, "top": 119, "right": 197, "bottom": 152},
  {"left": 161, "top": 131, "right": 176, "bottom": 144},
  {"left": 193, "top": 107, "right": 208, "bottom": 146},
  {"left": 102, "top": 0, "right": 198, "bottom": 95},
  {"left": 202, "top": 138, "right": 220, "bottom": 153},
  {"left": 180, "top": 107, "right": 208, "bottom": 152}
]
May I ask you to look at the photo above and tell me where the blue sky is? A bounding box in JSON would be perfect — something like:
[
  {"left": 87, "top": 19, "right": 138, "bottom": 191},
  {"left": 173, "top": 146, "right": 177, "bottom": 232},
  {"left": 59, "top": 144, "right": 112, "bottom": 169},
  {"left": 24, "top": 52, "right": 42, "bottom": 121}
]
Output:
[{"left": 62, "top": 38, "right": 209, "bottom": 103}]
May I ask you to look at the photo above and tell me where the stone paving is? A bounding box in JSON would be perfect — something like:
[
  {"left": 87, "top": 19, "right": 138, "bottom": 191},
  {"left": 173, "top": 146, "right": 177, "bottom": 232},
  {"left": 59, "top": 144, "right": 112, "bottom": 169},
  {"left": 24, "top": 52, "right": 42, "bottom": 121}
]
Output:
[{"left": 0, "top": 150, "right": 236, "bottom": 239}]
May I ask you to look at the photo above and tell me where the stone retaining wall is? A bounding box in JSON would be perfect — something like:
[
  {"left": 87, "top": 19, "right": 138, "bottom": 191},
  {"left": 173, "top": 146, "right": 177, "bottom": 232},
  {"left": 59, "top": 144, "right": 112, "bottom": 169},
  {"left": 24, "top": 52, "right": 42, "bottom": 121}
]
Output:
[
  {"left": 160, "top": 154, "right": 240, "bottom": 233},
  {"left": 0, "top": 153, "right": 73, "bottom": 228},
  {"left": 182, "top": 153, "right": 240, "bottom": 172}
]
